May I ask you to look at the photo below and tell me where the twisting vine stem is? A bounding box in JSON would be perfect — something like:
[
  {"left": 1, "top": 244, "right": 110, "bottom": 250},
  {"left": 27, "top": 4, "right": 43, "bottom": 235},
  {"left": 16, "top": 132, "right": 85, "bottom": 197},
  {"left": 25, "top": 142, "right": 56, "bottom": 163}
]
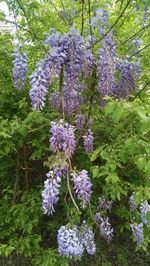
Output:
[{"left": 66, "top": 163, "right": 79, "bottom": 212}]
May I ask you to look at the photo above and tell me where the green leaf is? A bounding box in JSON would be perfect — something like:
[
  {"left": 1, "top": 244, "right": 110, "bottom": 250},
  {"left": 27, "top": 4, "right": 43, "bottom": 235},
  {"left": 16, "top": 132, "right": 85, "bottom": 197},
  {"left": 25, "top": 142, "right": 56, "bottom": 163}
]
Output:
[
  {"left": 135, "top": 157, "right": 147, "bottom": 170},
  {"left": 90, "top": 147, "right": 101, "bottom": 162},
  {"left": 104, "top": 101, "right": 115, "bottom": 115},
  {"left": 92, "top": 167, "right": 100, "bottom": 178}
]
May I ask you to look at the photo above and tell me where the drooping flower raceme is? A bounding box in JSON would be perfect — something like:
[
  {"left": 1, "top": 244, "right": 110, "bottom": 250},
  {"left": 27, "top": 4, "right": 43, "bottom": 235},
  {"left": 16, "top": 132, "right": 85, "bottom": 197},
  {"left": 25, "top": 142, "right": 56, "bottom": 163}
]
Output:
[
  {"left": 93, "top": 9, "right": 116, "bottom": 102},
  {"left": 97, "top": 38, "right": 116, "bottom": 101},
  {"left": 13, "top": 48, "right": 28, "bottom": 90},
  {"left": 50, "top": 121, "right": 76, "bottom": 157},
  {"left": 30, "top": 32, "right": 66, "bottom": 110},
  {"left": 57, "top": 225, "right": 84, "bottom": 257},
  {"left": 131, "top": 223, "right": 144, "bottom": 246},
  {"left": 57, "top": 222, "right": 96, "bottom": 258},
  {"left": 140, "top": 201, "right": 150, "bottom": 225},
  {"left": 113, "top": 59, "right": 141, "bottom": 98},
  {"left": 42, "top": 170, "right": 61, "bottom": 215},
  {"left": 30, "top": 50, "right": 65, "bottom": 110},
  {"left": 71, "top": 170, "right": 92, "bottom": 208},
  {"left": 83, "top": 130, "right": 94, "bottom": 154},
  {"left": 80, "top": 221, "right": 96, "bottom": 255},
  {"left": 97, "top": 196, "right": 113, "bottom": 212},
  {"left": 50, "top": 29, "right": 93, "bottom": 116},
  {"left": 95, "top": 213, "right": 113, "bottom": 242},
  {"left": 75, "top": 114, "right": 86, "bottom": 129},
  {"left": 129, "top": 193, "right": 138, "bottom": 211}
]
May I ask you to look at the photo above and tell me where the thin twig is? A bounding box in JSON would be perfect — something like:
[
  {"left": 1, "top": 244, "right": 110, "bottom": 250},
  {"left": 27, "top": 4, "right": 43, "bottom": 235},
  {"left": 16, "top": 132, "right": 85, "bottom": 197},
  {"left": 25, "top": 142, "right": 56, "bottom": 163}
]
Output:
[
  {"left": 23, "top": 146, "right": 28, "bottom": 191},
  {"left": 81, "top": 0, "right": 84, "bottom": 36},
  {"left": 16, "top": 0, "right": 50, "bottom": 54},
  {"left": 133, "top": 83, "right": 150, "bottom": 100},
  {"left": 129, "top": 44, "right": 150, "bottom": 59},
  {"left": 91, "top": 0, "right": 132, "bottom": 48},
  {"left": 13, "top": 151, "right": 20, "bottom": 202},
  {"left": 66, "top": 167, "right": 79, "bottom": 211},
  {"left": 49, "top": 0, "right": 70, "bottom": 27},
  {"left": 59, "top": 0, "right": 71, "bottom": 26},
  {"left": 119, "top": 24, "right": 149, "bottom": 47},
  {"left": 88, "top": 0, "right": 92, "bottom": 38}
]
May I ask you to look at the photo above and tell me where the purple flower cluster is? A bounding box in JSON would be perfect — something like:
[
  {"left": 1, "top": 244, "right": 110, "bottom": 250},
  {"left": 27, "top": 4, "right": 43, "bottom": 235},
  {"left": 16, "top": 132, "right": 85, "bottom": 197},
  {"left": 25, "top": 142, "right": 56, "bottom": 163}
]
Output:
[
  {"left": 83, "top": 130, "right": 94, "bottom": 154},
  {"left": 62, "top": 64, "right": 82, "bottom": 116},
  {"left": 42, "top": 170, "right": 61, "bottom": 215},
  {"left": 50, "top": 120, "right": 76, "bottom": 157},
  {"left": 95, "top": 213, "right": 113, "bottom": 242},
  {"left": 75, "top": 114, "right": 86, "bottom": 129},
  {"left": 97, "top": 39, "right": 116, "bottom": 101},
  {"left": 113, "top": 59, "right": 141, "bottom": 98},
  {"left": 58, "top": 226, "right": 84, "bottom": 257},
  {"left": 49, "top": 29, "right": 93, "bottom": 115},
  {"left": 97, "top": 196, "right": 113, "bottom": 212},
  {"left": 91, "top": 9, "right": 109, "bottom": 32},
  {"left": 143, "top": 6, "right": 148, "bottom": 25},
  {"left": 129, "top": 193, "right": 138, "bottom": 211},
  {"left": 13, "top": 48, "right": 27, "bottom": 90},
  {"left": 30, "top": 44, "right": 66, "bottom": 110},
  {"left": 130, "top": 223, "right": 144, "bottom": 246},
  {"left": 80, "top": 221, "right": 96, "bottom": 255},
  {"left": 140, "top": 200, "right": 150, "bottom": 225},
  {"left": 71, "top": 170, "right": 92, "bottom": 208},
  {"left": 57, "top": 223, "right": 96, "bottom": 257}
]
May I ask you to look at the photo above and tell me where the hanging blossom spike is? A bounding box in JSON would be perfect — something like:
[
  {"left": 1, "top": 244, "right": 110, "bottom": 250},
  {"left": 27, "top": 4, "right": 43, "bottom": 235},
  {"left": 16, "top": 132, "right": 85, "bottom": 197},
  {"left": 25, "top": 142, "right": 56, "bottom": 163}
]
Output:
[
  {"left": 71, "top": 170, "right": 92, "bottom": 208},
  {"left": 131, "top": 223, "right": 144, "bottom": 246},
  {"left": 13, "top": 48, "right": 28, "bottom": 90},
  {"left": 80, "top": 221, "right": 96, "bottom": 255},
  {"left": 92, "top": 9, "right": 116, "bottom": 102},
  {"left": 95, "top": 213, "right": 113, "bottom": 242},
  {"left": 30, "top": 32, "right": 66, "bottom": 110},
  {"left": 140, "top": 200, "right": 150, "bottom": 225},
  {"left": 129, "top": 193, "right": 138, "bottom": 211},
  {"left": 83, "top": 130, "right": 94, "bottom": 154},
  {"left": 75, "top": 114, "right": 87, "bottom": 129},
  {"left": 42, "top": 170, "right": 61, "bottom": 215},
  {"left": 50, "top": 28, "right": 93, "bottom": 116},
  {"left": 97, "top": 196, "right": 113, "bottom": 212},
  {"left": 50, "top": 120, "right": 76, "bottom": 158},
  {"left": 57, "top": 225, "right": 84, "bottom": 257},
  {"left": 113, "top": 59, "right": 141, "bottom": 98}
]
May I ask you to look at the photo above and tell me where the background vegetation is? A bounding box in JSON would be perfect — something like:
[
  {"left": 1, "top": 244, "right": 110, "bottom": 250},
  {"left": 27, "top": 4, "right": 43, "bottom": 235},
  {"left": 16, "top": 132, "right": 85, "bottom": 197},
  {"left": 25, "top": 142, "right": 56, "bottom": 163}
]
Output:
[{"left": 0, "top": 0, "right": 150, "bottom": 265}]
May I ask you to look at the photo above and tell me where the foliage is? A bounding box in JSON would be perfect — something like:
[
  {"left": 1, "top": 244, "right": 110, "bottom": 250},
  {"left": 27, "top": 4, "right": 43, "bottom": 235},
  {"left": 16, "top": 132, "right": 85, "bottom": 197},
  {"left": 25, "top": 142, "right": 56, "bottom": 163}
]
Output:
[{"left": 0, "top": 0, "right": 150, "bottom": 265}]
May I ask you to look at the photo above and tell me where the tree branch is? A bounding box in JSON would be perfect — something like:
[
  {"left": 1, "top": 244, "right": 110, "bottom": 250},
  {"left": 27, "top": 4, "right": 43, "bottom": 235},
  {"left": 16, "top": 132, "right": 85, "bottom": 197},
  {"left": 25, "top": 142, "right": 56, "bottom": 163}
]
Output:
[
  {"left": 91, "top": 0, "right": 132, "bottom": 48},
  {"left": 81, "top": 0, "right": 84, "bottom": 36}
]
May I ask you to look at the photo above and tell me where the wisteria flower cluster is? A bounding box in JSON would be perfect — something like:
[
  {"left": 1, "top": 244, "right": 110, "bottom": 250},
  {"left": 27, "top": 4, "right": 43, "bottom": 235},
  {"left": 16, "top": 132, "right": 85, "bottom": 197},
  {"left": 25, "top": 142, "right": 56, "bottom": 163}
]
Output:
[
  {"left": 71, "top": 170, "right": 92, "bottom": 208},
  {"left": 50, "top": 120, "right": 76, "bottom": 158},
  {"left": 140, "top": 200, "right": 150, "bottom": 225},
  {"left": 75, "top": 114, "right": 87, "bottom": 129},
  {"left": 95, "top": 213, "right": 113, "bottom": 242},
  {"left": 50, "top": 29, "right": 93, "bottom": 116},
  {"left": 114, "top": 59, "right": 141, "bottom": 98},
  {"left": 129, "top": 193, "right": 138, "bottom": 211},
  {"left": 83, "top": 130, "right": 94, "bottom": 154},
  {"left": 42, "top": 170, "right": 61, "bottom": 215},
  {"left": 30, "top": 41, "right": 66, "bottom": 110},
  {"left": 129, "top": 194, "right": 150, "bottom": 246},
  {"left": 57, "top": 222, "right": 96, "bottom": 258},
  {"left": 130, "top": 223, "right": 144, "bottom": 246},
  {"left": 30, "top": 28, "right": 93, "bottom": 113},
  {"left": 13, "top": 48, "right": 28, "bottom": 90},
  {"left": 95, "top": 196, "right": 113, "bottom": 242},
  {"left": 97, "top": 196, "right": 113, "bottom": 212}
]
